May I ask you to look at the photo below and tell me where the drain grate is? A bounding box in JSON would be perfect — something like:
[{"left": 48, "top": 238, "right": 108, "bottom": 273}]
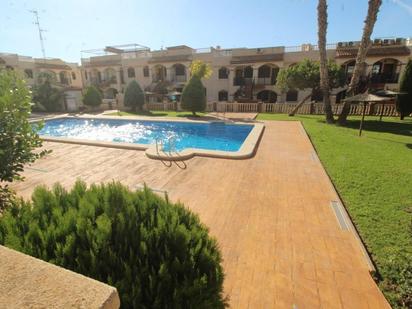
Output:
[{"left": 330, "top": 200, "right": 350, "bottom": 230}]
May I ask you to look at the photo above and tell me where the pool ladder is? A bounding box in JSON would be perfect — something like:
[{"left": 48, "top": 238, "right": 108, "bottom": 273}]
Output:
[{"left": 155, "top": 136, "right": 177, "bottom": 156}]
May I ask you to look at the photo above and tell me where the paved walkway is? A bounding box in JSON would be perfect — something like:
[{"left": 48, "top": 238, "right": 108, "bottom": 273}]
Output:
[{"left": 13, "top": 121, "right": 389, "bottom": 308}]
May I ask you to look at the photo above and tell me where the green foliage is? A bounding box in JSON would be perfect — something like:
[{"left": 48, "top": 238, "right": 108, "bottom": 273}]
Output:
[
  {"left": 381, "top": 254, "right": 412, "bottom": 308},
  {"left": 190, "top": 60, "right": 212, "bottom": 79},
  {"left": 83, "top": 86, "right": 102, "bottom": 107},
  {"left": 0, "top": 70, "right": 47, "bottom": 210},
  {"left": 396, "top": 60, "right": 412, "bottom": 120},
  {"left": 32, "top": 72, "right": 65, "bottom": 112},
  {"left": 257, "top": 113, "right": 412, "bottom": 308},
  {"left": 0, "top": 180, "right": 226, "bottom": 308},
  {"left": 124, "top": 80, "right": 145, "bottom": 111},
  {"left": 181, "top": 76, "right": 206, "bottom": 115},
  {"left": 276, "top": 59, "right": 345, "bottom": 93}
]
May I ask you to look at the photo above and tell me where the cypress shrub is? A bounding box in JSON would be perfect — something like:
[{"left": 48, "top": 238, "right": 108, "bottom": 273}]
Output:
[
  {"left": 396, "top": 60, "right": 412, "bottom": 120},
  {"left": 83, "top": 86, "right": 102, "bottom": 107},
  {"left": 124, "top": 80, "right": 145, "bottom": 112},
  {"left": 181, "top": 76, "right": 206, "bottom": 116},
  {"left": 0, "top": 181, "right": 226, "bottom": 308}
]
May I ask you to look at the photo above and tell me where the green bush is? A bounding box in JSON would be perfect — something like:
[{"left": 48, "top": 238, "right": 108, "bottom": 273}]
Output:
[
  {"left": 181, "top": 76, "right": 206, "bottom": 116},
  {"left": 32, "top": 72, "right": 65, "bottom": 112},
  {"left": 0, "top": 70, "right": 47, "bottom": 211},
  {"left": 396, "top": 59, "right": 412, "bottom": 120},
  {"left": 124, "top": 80, "right": 145, "bottom": 111},
  {"left": 0, "top": 180, "right": 226, "bottom": 308},
  {"left": 83, "top": 86, "right": 102, "bottom": 107},
  {"left": 381, "top": 254, "right": 412, "bottom": 308}
]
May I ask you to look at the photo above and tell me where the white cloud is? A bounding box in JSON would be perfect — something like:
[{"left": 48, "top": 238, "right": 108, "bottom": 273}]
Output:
[{"left": 392, "top": 0, "right": 412, "bottom": 15}]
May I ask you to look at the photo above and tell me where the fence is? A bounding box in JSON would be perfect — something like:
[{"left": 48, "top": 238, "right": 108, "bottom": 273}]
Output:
[{"left": 141, "top": 102, "right": 398, "bottom": 117}]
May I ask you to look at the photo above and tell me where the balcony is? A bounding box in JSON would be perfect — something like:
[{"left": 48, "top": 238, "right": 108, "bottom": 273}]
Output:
[
  {"left": 256, "top": 77, "right": 276, "bottom": 85},
  {"left": 233, "top": 77, "right": 253, "bottom": 86},
  {"left": 370, "top": 73, "right": 399, "bottom": 84},
  {"left": 172, "top": 75, "right": 187, "bottom": 83}
]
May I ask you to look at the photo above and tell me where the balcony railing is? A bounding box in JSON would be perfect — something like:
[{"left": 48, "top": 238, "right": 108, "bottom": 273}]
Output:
[
  {"left": 172, "top": 75, "right": 187, "bottom": 82},
  {"left": 233, "top": 77, "right": 253, "bottom": 86},
  {"left": 256, "top": 77, "right": 276, "bottom": 85},
  {"left": 370, "top": 73, "right": 399, "bottom": 84}
]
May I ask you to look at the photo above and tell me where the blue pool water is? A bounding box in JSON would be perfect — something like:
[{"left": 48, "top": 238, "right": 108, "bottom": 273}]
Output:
[{"left": 37, "top": 118, "right": 254, "bottom": 152}]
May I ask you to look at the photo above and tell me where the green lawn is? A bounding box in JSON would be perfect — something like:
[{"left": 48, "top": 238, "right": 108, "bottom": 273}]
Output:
[
  {"left": 106, "top": 110, "right": 207, "bottom": 118},
  {"left": 257, "top": 113, "right": 412, "bottom": 307}
]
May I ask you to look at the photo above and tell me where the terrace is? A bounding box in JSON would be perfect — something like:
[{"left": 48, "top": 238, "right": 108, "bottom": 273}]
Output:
[{"left": 12, "top": 117, "right": 390, "bottom": 308}]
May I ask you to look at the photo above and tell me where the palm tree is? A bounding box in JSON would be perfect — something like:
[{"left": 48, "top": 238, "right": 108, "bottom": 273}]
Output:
[
  {"left": 337, "top": 0, "right": 382, "bottom": 125},
  {"left": 317, "top": 0, "right": 334, "bottom": 123}
]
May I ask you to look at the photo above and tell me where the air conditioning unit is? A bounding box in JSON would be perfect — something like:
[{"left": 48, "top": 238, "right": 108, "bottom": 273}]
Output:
[
  {"left": 395, "top": 38, "right": 403, "bottom": 44},
  {"left": 348, "top": 41, "right": 354, "bottom": 46},
  {"left": 337, "top": 42, "right": 343, "bottom": 47},
  {"left": 383, "top": 39, "right": 390, "bottom": 45}
]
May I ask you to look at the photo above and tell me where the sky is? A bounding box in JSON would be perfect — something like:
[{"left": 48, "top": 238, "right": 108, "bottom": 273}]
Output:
[{"left": 1, "top": 0, "right": 411, "bottom": 63}]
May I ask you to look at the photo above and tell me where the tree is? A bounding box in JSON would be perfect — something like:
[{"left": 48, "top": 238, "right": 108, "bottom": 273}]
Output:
[
  {"left": 190, "top": 60, "right": 212, "bottom": 79},
  {"left": 181, "top": 76, "right": 206, "bottom": 116},
  {"left": 337, "top": 0, "right": 382, "bottom": 125},
  {"left": 0, "top": 70, "right": 47, "bottom": 210},
  {"left": 83, "top": 86, "right": 102, "bottom": 107},
  {"left": 0, "top": 180, "right": 227, "bottom": 308},
  {"left": 396, "top": 60, "right": 412, "bottom": 120},
  {"left": 276, "top": 59, "right": 344, "bottom": 116},
  {"left": 124, "top": 80, "right": 145, "bottom": 112},
  {"left": 32, "top": 72, "right": 65, "bottom": 112},
  {"left": 317, "top": 0, "right": 334, "bottom": 123}
]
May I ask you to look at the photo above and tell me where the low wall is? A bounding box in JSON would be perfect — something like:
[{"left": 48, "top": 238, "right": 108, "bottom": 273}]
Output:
[
  {"left": 0, "top": 245, "right": 120, "bottom": 308},
  {"left": 142, "top": 102, "right": 399, "bottom": 117}
]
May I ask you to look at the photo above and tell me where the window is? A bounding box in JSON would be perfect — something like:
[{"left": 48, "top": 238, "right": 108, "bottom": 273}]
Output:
[
  {"left": 24, "top": 69, "right": 33, "bottom": 79},
  {"left": 143, "top": 66, "right": 149, "bottom": 77},
  {"left": 218, "top": 67, "right": 228, "bottom": 79},
  {"left": 71, "top": 72, "right": 76, "bottom": 80},
  {"left": 120, "top": 69, "right": 125, "bottom": 84},
  {"left": 218, "top": 90, "right": 228, "bottom": 101},
  {"left": 127, "top": 67, "right": 135, "bottom": 78},
  {"left": 85, "top": 71, "right": 88, "bottom": 80},
  {"left": 286, "top": 89, "right": 298, "bottom": 102}
]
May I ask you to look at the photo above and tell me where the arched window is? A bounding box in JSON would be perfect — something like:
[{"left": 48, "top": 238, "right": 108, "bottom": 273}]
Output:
[
  {"left": 172, "top": 64, "right": 186, "bottom": 82},
  {"left": 59, "top": 71, "right": 69, "bottom": 85},
  {"left": 286, "top": 89, "right": 298, "bottom": 102},
  {"left": 257, "top": 90, "right": 277, "bottom": 103},
  {"left": 71, "top": 72, "right": 76, "bottom": 80},
  {"left": 103, "top": 68, "right": 117, "bottom": 83},
  {"left": 371, "top": 58, "right": 401, "bottom": 83},
  {"left": 244, "top": 66, "right": 253, "bottom": 78},
  {"left": 24, "top": 69, "right": 33, "bottom": 79},
  {"left": 257, "top": 64, "right": 279, "bottom": 85},
  {"left": 127, "top": 67, "right": 135, "bottom": 78},
  {"left": 143, "top": 66, "right": 149, "bottom": 77},
  {"left": 218, "top": 67, "right": 228, "bottom": 79},
  {"left": 218, "top": 90, "right": 228, "bottom": 101}
]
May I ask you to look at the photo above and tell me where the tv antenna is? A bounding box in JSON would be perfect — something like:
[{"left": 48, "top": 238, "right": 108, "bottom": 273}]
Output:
[{"left": 30, "top": 10, "right": 47, "bottom": 61}]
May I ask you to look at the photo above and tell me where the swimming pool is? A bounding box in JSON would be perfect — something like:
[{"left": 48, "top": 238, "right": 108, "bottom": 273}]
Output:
[{"left": 37, "top": 117, "right": 255, "bottom": 153}]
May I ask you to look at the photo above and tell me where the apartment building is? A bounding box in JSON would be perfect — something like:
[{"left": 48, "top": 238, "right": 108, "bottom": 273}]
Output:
[
  {"left": 0, "top": 53, "right": 83, "bottom": 111},
  {"left": 1, "top": 37, "right": 411, "bottom": 111},
  {"left": 80, "top": 37, "right": 412, "bottom": 106}
]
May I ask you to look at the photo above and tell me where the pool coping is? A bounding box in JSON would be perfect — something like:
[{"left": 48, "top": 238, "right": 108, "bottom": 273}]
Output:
[{"left": 34, "top": 115, "right": 265, "bottom": 160}]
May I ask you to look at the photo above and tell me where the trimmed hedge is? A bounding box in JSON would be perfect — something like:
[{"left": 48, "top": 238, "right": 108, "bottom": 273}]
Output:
[
  {"left": 83, "top": 86, "right": 102, "bottom": 107},
  {"left": 181, "top": 76, "right": 206, "bottom": 116},
  {"left": 0, "top": 181, "right": 226, "bottom": 308},
  {"left": 124, "top": 80, "right": 145, "bottom": 112}
]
